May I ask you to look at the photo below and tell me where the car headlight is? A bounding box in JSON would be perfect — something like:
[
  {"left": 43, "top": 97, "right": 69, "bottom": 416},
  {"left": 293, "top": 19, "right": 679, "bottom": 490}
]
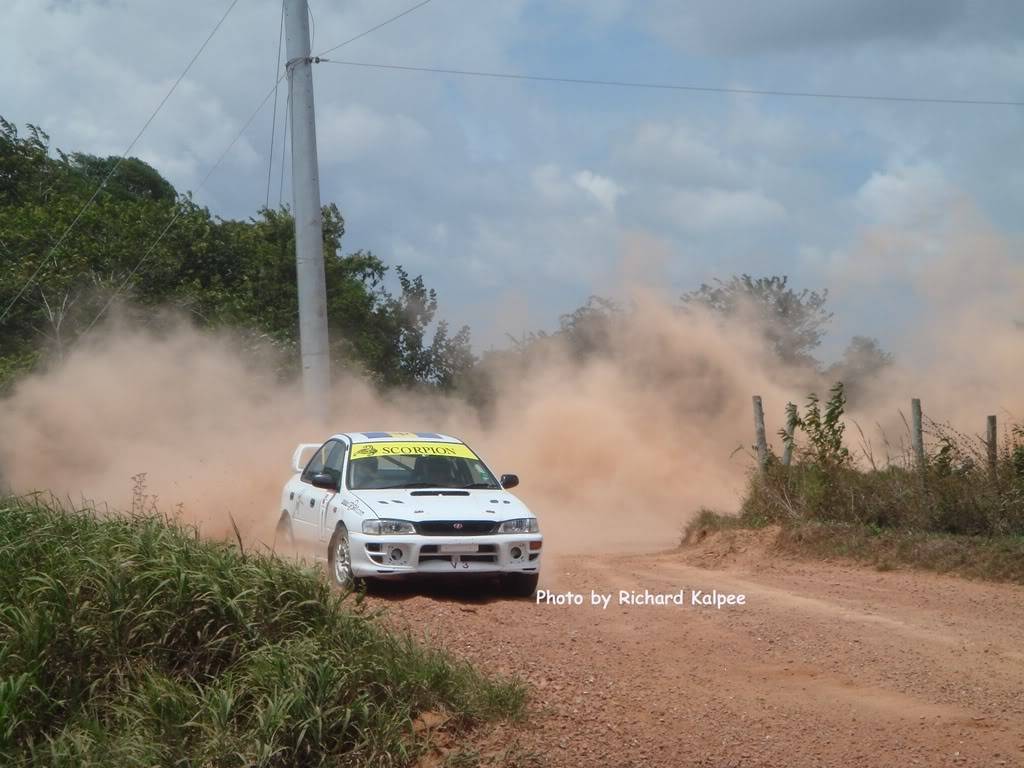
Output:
[
  {"left": 362, "top": 519, "right": 416, "bottom": 535},
  {"left": 497, "top": 518, "right": 539, "bottom": 534}
]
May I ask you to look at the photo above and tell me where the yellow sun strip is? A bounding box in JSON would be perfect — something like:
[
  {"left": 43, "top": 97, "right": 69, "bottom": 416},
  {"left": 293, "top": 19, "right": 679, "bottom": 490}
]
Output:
[{"left": 350, "top": 441, "right": 478, "bottom": 460}]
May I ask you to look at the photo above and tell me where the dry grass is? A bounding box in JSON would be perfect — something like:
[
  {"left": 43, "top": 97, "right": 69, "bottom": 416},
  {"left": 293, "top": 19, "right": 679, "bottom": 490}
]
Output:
[{"left": 683, "top": 384, "right": 1024, "bottom": 584}]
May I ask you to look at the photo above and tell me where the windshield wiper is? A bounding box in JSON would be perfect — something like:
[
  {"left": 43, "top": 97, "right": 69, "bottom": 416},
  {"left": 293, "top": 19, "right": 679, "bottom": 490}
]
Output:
[{"left": 462, "top": 482, "right": 499, "bottom": 489}]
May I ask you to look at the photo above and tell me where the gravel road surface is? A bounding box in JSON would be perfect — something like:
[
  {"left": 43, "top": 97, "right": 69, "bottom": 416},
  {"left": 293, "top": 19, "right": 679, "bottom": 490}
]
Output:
[{"left": 373, "top": 531, "right": 1024, "bottom": 767}]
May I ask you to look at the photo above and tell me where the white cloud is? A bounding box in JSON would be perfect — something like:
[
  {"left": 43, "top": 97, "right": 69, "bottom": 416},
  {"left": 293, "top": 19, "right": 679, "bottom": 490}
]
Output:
[
  {"left": 666, "top": 188, "right": 787, "bottom": 233},
  {"left": 572, "top": 170, "right": 623, "bottom": 213},
  {"left": 317, "top": 104, "right": 428, "bottom": 163},
  {"left": 531, "top": 165, "right": 622, "bottom": 214},
  {"left": 2, "top": 0, "right": 1022, "bottom": 350},
  {"left": 618, "top": 121, "right": 741, "bottom": 188},
  {"left": 855, "top": 162, "right": 959, "bottom": 229}
]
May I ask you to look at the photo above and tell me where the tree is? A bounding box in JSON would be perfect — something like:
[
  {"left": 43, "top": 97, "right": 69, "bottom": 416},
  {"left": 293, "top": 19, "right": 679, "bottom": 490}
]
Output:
[
  {"left": 681, "top": 274, "right": 832, "bottom": 367},
  {"left": 371, "top": 267, "right": 474, "bottom": 389},
  {"left": 556, "top": 295, "right": 620, "bottom": 361},
  {"left": 825, "top": 336, "right": 893, "bottom": 405},
  {"left": 0, "top": 115, "right": 471, "bottom": 391}
]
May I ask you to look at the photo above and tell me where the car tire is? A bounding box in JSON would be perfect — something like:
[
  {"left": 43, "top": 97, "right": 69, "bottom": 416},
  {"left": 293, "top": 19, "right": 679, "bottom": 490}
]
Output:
[
  {"left": 275, "top": 512, "right": 294, "bottom": 547},
  {"left": 327, "top": 524, "right": 358, "bottom": 590},
  {"left": 503, "top": 572, "right": 539, "bottom": 598}
]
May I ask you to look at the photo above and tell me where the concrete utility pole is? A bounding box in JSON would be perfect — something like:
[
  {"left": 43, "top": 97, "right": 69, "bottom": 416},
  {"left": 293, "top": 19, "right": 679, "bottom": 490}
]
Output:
[{"left": 284, "top": 0, "right": 330, "bottom": 424}]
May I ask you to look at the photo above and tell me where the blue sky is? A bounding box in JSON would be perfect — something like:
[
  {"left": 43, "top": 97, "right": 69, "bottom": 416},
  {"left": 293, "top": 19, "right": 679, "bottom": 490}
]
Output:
[{"left": 3, "top": 0, "right": 1023, "bottom": 359}]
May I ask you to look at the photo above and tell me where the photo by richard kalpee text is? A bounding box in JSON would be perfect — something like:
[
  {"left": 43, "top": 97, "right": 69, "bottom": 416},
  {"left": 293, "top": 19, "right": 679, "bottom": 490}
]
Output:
[{"left": 535, "top": 588, "right": 748, "bottom": 609}]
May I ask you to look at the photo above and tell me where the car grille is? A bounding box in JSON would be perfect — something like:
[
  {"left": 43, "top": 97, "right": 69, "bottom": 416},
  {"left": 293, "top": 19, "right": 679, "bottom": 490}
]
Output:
[
  {"left": 418, "top": 544, "right": 498, "bottom": 565},
  {"left": 414, "top": 520, "right": 498, "bottom": 536}
]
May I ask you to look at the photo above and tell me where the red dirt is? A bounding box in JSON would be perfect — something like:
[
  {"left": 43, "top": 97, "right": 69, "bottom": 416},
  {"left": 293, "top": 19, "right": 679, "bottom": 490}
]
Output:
[{"left": 372, "top": 531, "right": 1024, "bottom": 767}]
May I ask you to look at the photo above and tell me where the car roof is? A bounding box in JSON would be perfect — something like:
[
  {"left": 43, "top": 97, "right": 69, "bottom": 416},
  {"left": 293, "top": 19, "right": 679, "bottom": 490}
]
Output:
[{"left": 332, "top": 431, "right": 463, "bottom": 443}]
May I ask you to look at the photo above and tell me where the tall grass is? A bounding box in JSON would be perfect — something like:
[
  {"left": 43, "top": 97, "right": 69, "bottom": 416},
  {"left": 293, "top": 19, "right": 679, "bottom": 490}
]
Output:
[
  {"left": 0, "top": 496, "right": 524, "bottom": 766},
  {"left": 688, "top": 384, "right": 1024, "bottom": 582},
  {"left": 749, "top": 384, "right": 1024, "bottom": 537}
]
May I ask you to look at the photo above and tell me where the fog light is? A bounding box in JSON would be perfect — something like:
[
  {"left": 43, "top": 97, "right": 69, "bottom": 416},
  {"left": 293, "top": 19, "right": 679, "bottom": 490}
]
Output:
[
  {"left": 510, "top": 546, "right": 523, "bottom": 560},
  {"left": 388, "top": 547, "right": 404, "bottom": 562}
]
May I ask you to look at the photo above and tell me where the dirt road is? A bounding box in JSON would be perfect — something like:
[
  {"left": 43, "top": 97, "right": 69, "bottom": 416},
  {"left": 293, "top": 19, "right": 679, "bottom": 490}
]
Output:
[{"left": 371, "top": 531, "right": 1024, "bottom": 767}]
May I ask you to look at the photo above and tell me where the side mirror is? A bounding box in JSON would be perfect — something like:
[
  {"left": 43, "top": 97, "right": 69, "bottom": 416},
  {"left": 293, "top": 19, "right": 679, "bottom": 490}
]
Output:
[
  {"left": 500, "top": 473, "right": 519, "bottom": 489},
  {"left": 310, "top": 472, "right": 338, "bottom": 491}
]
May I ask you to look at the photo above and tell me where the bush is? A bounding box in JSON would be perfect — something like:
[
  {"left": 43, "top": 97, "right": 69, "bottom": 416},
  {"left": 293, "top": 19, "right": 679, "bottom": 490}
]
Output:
[
  {"left": 757, "top": 384, "right": 1024, "bottom": 538},
  {"left": 0, "top": 497, "right": 524, "bottom": 766},
  {"left": 684, "top": 384, "right": 1024, "bottom": 583}
]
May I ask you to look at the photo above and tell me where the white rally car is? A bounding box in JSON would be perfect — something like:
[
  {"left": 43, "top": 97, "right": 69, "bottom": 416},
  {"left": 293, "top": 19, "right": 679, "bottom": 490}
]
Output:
[{"left": 278, "top": 432, "right": 542, "bottom": 596}]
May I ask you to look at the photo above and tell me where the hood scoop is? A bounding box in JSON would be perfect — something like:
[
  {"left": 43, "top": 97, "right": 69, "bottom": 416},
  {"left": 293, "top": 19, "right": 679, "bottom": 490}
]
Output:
[{"left": 409, "top": 490, "right": 470, "bottom": 496}]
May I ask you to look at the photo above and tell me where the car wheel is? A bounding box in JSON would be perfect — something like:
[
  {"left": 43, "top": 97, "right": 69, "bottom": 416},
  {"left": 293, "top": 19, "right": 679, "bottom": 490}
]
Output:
[
  {"left": 327, "top": 524, "right": 357, "bottom": 590},
  {"left": 503, "top": 572, "right": 539, "bottom": 598},
  {"left": 275, "top": 512, "right": 294, "bottom": 547}
]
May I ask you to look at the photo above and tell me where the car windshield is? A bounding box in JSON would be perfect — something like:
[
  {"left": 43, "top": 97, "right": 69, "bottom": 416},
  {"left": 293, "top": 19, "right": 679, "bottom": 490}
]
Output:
[{"left": 346, "top": 441, "right": 501, "bottom": 490}]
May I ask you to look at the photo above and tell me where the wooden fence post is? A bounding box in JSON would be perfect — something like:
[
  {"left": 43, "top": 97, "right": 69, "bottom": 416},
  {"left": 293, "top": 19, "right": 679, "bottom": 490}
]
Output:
[
  {"left": 911, "top": 398, "right": 925, "bottom": 469},
  {"left": 752, "top": 395, "right": 768, "bottom": 470},
  {"left": 782, "top": 402, "right": 797, "bottom": 466},
  {"left": 987, "top": 415, "right": 998, "bottom": 477}
]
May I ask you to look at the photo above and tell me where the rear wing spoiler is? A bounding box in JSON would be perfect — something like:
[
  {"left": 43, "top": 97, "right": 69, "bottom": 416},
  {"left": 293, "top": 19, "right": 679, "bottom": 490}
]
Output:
[{"left": 291, "top": 443, "right": 321, "bottom": 473}]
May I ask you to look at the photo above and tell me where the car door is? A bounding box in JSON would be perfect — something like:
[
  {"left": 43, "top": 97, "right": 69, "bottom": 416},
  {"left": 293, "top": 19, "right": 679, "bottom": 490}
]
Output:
[
  {"left": 294, "top": 441, "right": 334, "bottom": 531},
  {"left": 316, "top": 439, "right": 348, "bottom": 541}
]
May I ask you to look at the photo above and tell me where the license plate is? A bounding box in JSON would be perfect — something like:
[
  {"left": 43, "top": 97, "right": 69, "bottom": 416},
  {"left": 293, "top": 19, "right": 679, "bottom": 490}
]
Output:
[{"left": 439, "top": 544, "right": 479, "bottom": 554}]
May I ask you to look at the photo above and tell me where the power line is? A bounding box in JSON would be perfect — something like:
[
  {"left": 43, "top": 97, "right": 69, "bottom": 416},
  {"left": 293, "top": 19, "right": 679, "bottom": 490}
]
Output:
[
  {"left": 80, "top": 74, "right": 286, "bottom": 337},
  {"left": 0, "top": 0, "right": 241, "bottom": 328},
  {"left": 266, "top": 1, "right": 285, "bottom": 209},
  {"left": 278, "top": 90, "right": 292, "bottom": 209},
  {"left": 307, "top": 1, "right": 316, "bottom": 51},
  {"left": 314, "top": 0, "right": 434, "bottom": 58},
  {"left": 81, "top": 2, "right": 439, "bottom": 336},
  {"left": 316, "top": 59, "right": 1024, "bottom": 107}
]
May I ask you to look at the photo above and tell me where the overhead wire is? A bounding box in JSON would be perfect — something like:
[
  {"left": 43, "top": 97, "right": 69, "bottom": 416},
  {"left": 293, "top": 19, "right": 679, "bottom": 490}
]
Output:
[
  {"left": 265, "top": 1, "right": 285, "bottom": 209},
  {"left": 278, "top": 91, "right": 292, "bottom": 209},
  {"left": 313, "top": 0, "right": 433, "bottom": 58},
  {"left": 80, "top": 73, "right": 286, "bottom": 338},
  {"left": 307, "top": 1, "right": 316, "bottom": 51},
  {"left": 315, "top": 59, "right": 1024, "bottom": 107},
  {"left": 0, "top": 0, "right": 241, "bottom": 328},
  {"left": 79, "top": 0, "right": 441, "bottom": 337}
]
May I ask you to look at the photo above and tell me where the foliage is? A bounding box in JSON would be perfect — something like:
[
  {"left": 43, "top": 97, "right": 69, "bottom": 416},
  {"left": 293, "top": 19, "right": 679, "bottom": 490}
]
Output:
[
  {"left": 0, "top": 496, "right": 524, "bottom": 766},
  {"left": 824, "top": 336, "right": 893, "bottom": 405},
  {"left": 684, "top": 511, "right": 1024, "bottom": 585},
  {"left": 554, "top": 295, "right": 620, "bottom": 361},
  {"left": 684, "top": 380, "right": 1024, "bottom": 583},
  {"left": 780, "top": 382, "right": 851, "bottom": 468},
  {"left": 0, "top": 116, "right": 473, "bottom": 389},
  {"left": 773, "top": 521, "right": 1024, "bottom": 584},
  {"left": 757, "top": 383, "right": 1024, "bottom": 536},
  {"left": 681, "top": 274, "right": 833, "bottom": 367},
  {"left": 496, "top": 295, "right": 621, "bottom": 364}
]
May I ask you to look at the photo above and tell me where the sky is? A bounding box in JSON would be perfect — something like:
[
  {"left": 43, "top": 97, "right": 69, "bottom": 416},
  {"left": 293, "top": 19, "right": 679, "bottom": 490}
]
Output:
[{"left": 2, "top": 0, "right": 1023, "bottom": 358}]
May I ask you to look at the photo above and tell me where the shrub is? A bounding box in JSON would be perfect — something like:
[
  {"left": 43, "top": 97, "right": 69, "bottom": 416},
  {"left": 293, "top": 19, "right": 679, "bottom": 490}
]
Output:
[{"left": 0, "top": 497, "right": 524, "bottom": 766}]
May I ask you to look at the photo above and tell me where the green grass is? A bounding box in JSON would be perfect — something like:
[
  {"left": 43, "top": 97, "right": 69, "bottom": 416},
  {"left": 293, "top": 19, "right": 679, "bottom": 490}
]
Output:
[
  {"left": 685, "top": 385, "right": 1024, "bottom": 583},
  {"left": 684, "top": 494, "right": 1024, "bottom": 585},
  {"left": 0, "top": 496, "right": 525, "bottom": 767},
  {"left": 773, "top": 519, "right": 1024, "bottom": 583}
]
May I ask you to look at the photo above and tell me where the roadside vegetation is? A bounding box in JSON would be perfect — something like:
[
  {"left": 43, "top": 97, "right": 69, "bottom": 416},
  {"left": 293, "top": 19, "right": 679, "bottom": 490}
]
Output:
[
  {"left": 686, "top": 384, "right": 1024, "bottom": 583},
  {"left": 0, "top": 117, "right": 474, "bottom": 393},
  {"left": 0, "top": 496, "right": 524, "bottom": 767},
  {"left": 2, "top": 116, "right": 894, "bottom": 406}
]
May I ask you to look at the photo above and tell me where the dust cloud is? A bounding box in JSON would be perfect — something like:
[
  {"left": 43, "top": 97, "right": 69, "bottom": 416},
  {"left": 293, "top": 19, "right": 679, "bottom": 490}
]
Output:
[
  {"left": 826, "top": 208, "right": 1024, "bottom": 456},
  {"left": 0, "top": 301, "right": 790, "bottom": 554},
  {"left": 0, "top": 214, "right": 1021, "bottom": 554}
]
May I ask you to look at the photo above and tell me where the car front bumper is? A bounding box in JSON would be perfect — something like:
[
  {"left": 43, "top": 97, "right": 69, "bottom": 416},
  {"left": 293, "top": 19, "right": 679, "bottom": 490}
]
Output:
[{"left": 349, "top": 532, "right": 542, "bottom": 578}]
